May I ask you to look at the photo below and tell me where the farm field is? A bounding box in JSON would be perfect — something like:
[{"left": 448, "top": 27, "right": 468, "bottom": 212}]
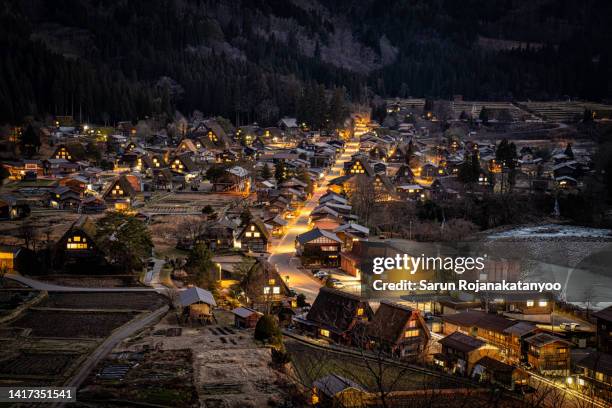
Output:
[
  {"left": 8, "top": 309, "right": 138, "bottom": 338},
  {"left": 0, "top": 351, "right": 79, "bottom": 377},
  {"left": 40, "top": 292, "right": 167, "bottom": 311},
  {"left": 79, "top": 349, "right": 198, "bottom": 407},
  {"left": 36, "top": 275, "right": 144, "bottom": 288}
]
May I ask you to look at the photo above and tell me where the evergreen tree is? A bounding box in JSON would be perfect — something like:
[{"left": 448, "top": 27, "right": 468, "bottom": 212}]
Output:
[
  {"left": 328, "top": 87, "right": 348, "bottom": 129},
  {"left": 185, "top": 243, "right": 216, "bottom": 293},
  {"left": 20, "top": 124, "right": 40, "bottom": 157},
  {"left": 564, "top": 143, "right": 574, "bottom": 159},
  {"left": 274, "top": 162, "right": 286, "bottom": 184},
  {"left": 260, "top": 164, "right": 272, "bottom": 180},
  {"left": 479, "top": 107, "right": 490, "bottom": 124}
]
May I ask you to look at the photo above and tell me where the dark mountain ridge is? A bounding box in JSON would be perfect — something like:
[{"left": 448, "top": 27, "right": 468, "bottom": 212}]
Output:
[{"left": 0, "top": 0, "right": 610, "bottom": 124}]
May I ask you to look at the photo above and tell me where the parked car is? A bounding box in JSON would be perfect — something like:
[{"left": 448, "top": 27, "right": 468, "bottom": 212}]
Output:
[
  {"left": 560, "top": 322, "right": 581, "bottom": 331},
  {"left": 326, "top": 278, "right": 344, "bottom": 289},
  {"left": 314, "top": 270, "right": 329, "bottom": 279}
]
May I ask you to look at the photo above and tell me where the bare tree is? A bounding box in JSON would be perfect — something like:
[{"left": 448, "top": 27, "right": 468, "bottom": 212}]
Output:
[
  {"left": 174, "top": 216, "right": 206, "bottom": 247},
  {"left": 18, "top": 220, "right": 38, "bottom": 251}
]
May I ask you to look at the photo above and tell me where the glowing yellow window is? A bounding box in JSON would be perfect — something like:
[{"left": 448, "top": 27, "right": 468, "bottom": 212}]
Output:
[
  {"left": 320, "top": 329, "right": 330, "bottom": 337},
  {"left": 526, "top": 300, "right": 534, "bottom": 307},
  {"left": 268, "top": 279, "right": 276, "bottom": 285},
  {"left": 245, "top": 232, "right": 252, "bottom": 237},
  {"left": 73, "top": 236, "right": 81, "bottom": 242},
  {"left": 357, "top": 308, "right": 364, "bottom": 316},
  {"left": 538, "top": 301, "right": 548, "bottom": 307},
  {"left": 405, "top": 329, "right": 419, "bottom": 337}
]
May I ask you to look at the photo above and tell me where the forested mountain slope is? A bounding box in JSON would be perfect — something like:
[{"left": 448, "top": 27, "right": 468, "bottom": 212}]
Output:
[{"left": 1, "top": 0, "right": 610, "bottom": 124}]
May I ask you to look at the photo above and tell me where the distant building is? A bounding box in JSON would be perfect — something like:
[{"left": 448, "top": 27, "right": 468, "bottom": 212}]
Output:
[
  {"left": 524, "top": 333, "right": 571, "bottom": 376},
  {"left": 435, "top": 331, "right": 500, "bottom": 375},
  {"left": 593, "top": 306, "right": 612, "bottom": 353},
  {"left": 365, "top": 301, "right": 430, "bottom": 359},
  {"left": 236, "top": 218, "right": 271, "bottom": 253},
  {"left": 295, "top": 228, "right": 343, "bottom": 267},
  {"left": 232, "top": 306, "right": 262, "bottom": 329},
  {"left": 179, "top": 286, "right": 216, "bottom": 324},
  {"left": 311, "top": 374, "right": 367, "bottom": 408},
  {"left": 295, "top": 287, "right": 372, "bottom": 344},
  {"left": 0, "top": 245, "right": 22, "bottom": 272},
  {"left": 575, "top": 351, "right": 612, "bottom": 401}
]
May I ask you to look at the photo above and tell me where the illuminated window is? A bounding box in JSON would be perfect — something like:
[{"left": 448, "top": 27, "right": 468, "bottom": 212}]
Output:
[
  {"left": 245, "top": 232, "right": 252, "bottom": 237},
  {"left": 526, "top": 300, "right": 534, "bottom": 307},
  {"left": 538, "top": 301, "right": 548, "bottom": 307},
  {"left": 408, "top": 320, "right": 416, "bottom": 328},
  {"left": 253, "top": 232, "right": 261, "bottom": 238},
  {"left": 268, "top": 279, "right": 276, "bottom": 285},
  {"left": 357, "top": 308, "right": 364, "bottom": 316},
  {"left": 272, "top": 286, "right": 280, "bottom": 294},
  {"left": 596, "top": 372, "right": 604, "bottom": 381},
  {"left": 250, "top": 225, "right": 255, "bottom": 231},
  {"left": 405, "top": 329, "right": 419, "bottom": 338},
  {"left": 264, "top": 287, "right": 271, "bottom": 294},
  {"left": 320, "top": 329, "right": 330, "bottom": 337},
  {"left": 321, "top": 246, "right": 337, "bottom": 252}
]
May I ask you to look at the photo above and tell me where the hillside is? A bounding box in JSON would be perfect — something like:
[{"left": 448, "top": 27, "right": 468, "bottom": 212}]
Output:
[{"left": 0, "top": 0, "right": 611, "bottom": 124}]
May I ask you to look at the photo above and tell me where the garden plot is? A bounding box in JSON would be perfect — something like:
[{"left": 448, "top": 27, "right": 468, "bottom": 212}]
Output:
[
  {"left": 8, "top": 309, "right": 138, "bottom": 338},
  {"left": 79, "top": 349, "right": 198, "bottom": 407},
  {"left": 111, "top": 310, "right": 288, "bottom": 408},
  {"left": 40, "top": 292, "right": 167, "bottom": 311},
  {"left": 36, "top": 275, "right": 143, "bottom": 288},
  {"left": 0, "top": 351, "right": 79, "bottom": 377}
]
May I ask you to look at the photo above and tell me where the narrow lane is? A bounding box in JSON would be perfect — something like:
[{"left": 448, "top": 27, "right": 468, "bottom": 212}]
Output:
[{"left": 269, "top": 140, "right": 359, "bottom": 303}]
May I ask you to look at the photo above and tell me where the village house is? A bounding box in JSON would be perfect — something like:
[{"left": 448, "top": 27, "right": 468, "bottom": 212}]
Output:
[
  {"left": 295, "top": 287, "right": 373, "bottom": 344},
  {"left": 483, "top": 292, "right": 553, "bottom": 321},
  {"left": 179, "top": 286, "right": 217, "bottom": 324},
  {"left": 441, "top": 311, "right": 537, "bottom": 363},
  {"left": 524, "top": 333, "right": 571, "bottom": 376},
  {"left": 169, "top": 153, "right": 199, "bottom": 181},
  {"left": 50, "top": 143, "right": 86, "bottom": 162},
  {"left": 236, "top": 218, "right": 271, "bottom": 253},
  {"left": 295, "top": 228, "right": 343, "bottom": 267},
  {"left": 48, "top": 186, "right": 81, "bottom": 210},
  {"left": 435, "top": 331, "right": 500, "bottom": 376},
  {"left": 575, "top": 352, "right": 612, "bottom": 401},
  {"left": 0, "top": 195, "right": 30, "bottom": 220},
  {"left": 242, "top": 260, "right": 293, "bottom": 313},
  {"left": 152, "top": 168, "right": 174, "bottom": 190},
  {"left": 102, "top": 175, "right": 140, "bottom": 210},
  {"left": 264, "top": 215, "right": 288, "bottom": 237},
  {"left": 364, "top": 301, "right": 430, "bottom": 360},
  {"left": 0, "top": 245, "right": 22, "bottom": 272},
  {"left": 54, "top": 216, "right": 106, "bottom": 270},
  {"left": 232, "top": 306, "right": 262, "bottom": 329},
  {"left": 187, "top": 217, "right": 237, "bottom": 251},
  {"left": 212, "top": 166, "right": 250, "bottom": 193},
  {"left": 79, "top": 196, "right": 107, "bottom": 213},
  {"left": 311, "top": 374, "right": 367, "bottom": 408},
  {"left": 472, "top": 356, "right": 529, "bottom": 391},
  {"left": 593, "top": 306, "right": 612, "bottom": 353}
]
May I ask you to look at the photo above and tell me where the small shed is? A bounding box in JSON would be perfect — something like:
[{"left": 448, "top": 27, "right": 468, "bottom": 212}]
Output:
[
  {"left": 232, "top": 306, "right": 262, "bottom": 328},
  {"left": 179, "top": 287, "right": 217, "bottom": 324}
]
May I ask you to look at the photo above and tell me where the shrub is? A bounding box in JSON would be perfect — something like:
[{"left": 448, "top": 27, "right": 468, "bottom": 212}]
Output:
[{"left": 254, "top": 314, "right": 281, "bottom": 344}]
